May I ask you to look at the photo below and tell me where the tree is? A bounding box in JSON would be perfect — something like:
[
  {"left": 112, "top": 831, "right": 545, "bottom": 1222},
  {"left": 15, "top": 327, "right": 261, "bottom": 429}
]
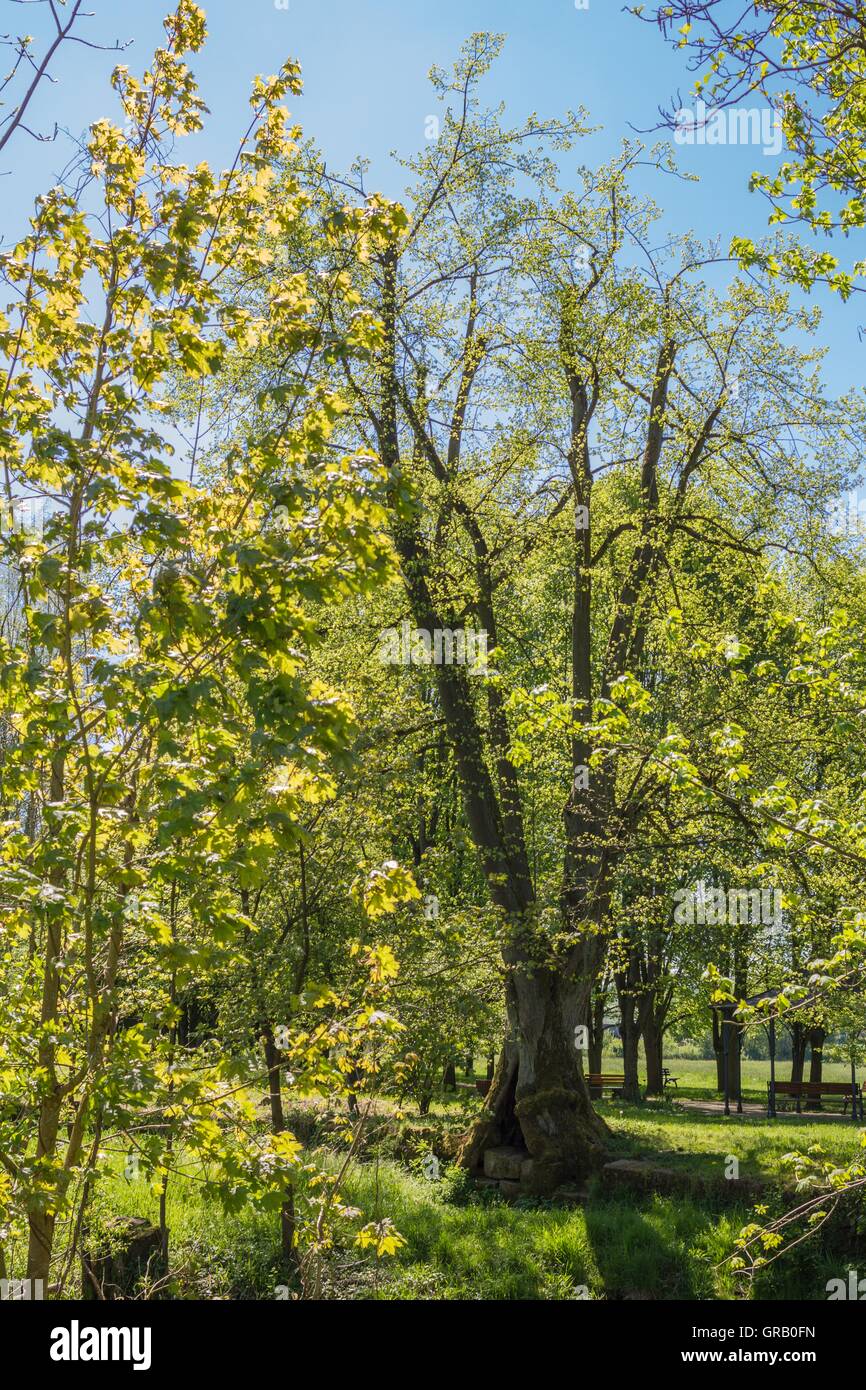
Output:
[
  {"left": 253, "top": 34, "right": 864, "bottom": 1190},
  {"left": 0, "top": 0, "right": 126, "bottom": 162},
  {"left": 0, "top": 1, "right": 408, "bottom": 1291}
]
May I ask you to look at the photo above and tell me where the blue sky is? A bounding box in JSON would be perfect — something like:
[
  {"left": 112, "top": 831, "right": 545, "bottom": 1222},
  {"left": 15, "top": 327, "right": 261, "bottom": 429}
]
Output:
[{"left": 2, "top": 0, "right": 863, "bottom": 398}]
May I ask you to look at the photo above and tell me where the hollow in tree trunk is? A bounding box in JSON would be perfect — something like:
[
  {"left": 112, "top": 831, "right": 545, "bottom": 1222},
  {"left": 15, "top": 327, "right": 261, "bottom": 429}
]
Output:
[{"left": 457, "top": 966, "right": 609, "bottom": 1193}]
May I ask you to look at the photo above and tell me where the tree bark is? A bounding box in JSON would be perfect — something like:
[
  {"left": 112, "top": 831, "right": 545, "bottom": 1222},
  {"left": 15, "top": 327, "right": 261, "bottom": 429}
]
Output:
[
  {"left": 613, "top": 939, "right": 643, "bottom": 1102},
  {"left": 643, "top": 1016, "right": 664, "bottom": 1096},
  {"left": 712, "top": 1008, "right": 724, "bottom": 1091},
  {"left": 806, "top": 1026, "right": 825, "bottom": 1110},
  {"left": 457, "top": 966, "right": 608, "bottom": 1191},
  {"left": 588, "top": 978, "right": 606, "bottom": 1074},
  {"left": 789, "top": 1023, "right": 807, "bottom": 1086},
  {"left": 619, "top": 1017, "right": 641, "bottom": 1102}
]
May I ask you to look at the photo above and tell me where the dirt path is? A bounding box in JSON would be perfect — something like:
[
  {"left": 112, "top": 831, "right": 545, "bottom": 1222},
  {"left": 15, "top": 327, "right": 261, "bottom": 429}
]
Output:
[{"left": 671, "top": 1096, "right": 856, "bottom": 1123}]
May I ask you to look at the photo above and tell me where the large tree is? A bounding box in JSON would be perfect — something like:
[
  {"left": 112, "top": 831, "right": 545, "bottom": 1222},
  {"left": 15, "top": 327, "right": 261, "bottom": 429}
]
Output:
[{"left": 276, "top": 35, "right": 862, "bottom": 1191}]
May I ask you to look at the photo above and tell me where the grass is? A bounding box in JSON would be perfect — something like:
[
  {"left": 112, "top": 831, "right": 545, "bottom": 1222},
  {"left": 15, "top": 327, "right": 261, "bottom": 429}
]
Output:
[
  {"left": 597, "top": 1096, "right": 863, "bottom": 1180},
  {"left": 76, "top": 1090, "right": 863, "bottom": 1301},
  {"left": 338, "top": 1147, "right": 864, "bottom": 1300},
  {"left": 643, "top": 1056, "right": 860, "bottom": 1104},
  {"left": 435, "top": 1056, "right": 863, "bottom": 1111}
]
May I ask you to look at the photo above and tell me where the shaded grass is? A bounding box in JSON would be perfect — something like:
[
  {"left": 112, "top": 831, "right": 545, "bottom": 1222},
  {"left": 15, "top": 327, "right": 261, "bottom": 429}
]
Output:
[
  {"left": 88, "top": 1099, "right": 862, "bottom": 1300},
  {"left": 334, "top": 1160, "right": 847, "bottom": 1301}
]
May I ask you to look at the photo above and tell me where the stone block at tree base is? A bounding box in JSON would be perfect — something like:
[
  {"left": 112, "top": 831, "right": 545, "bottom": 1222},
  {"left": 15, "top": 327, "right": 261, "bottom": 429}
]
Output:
[{"left": 483, "top": 1145, "right": 527, "bottom": 1181}]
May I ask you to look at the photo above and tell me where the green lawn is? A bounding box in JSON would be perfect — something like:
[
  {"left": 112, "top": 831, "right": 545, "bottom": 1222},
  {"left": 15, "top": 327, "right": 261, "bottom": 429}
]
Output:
[
  {"left": 441, "top": 1056, "right": 862, "bottom": 1109},
  {"left": 75, "top": 1090, "right": 864, "bottom": 1301},
  {"left": 632, "top": 1056, "right": 861, "bottom": 1104},
  {"left": 597, "top": 1096, "right": 863, "bottom": 1179},
  {"left": 87, "top": 1147, "right": 850, "bottom": 1302}
]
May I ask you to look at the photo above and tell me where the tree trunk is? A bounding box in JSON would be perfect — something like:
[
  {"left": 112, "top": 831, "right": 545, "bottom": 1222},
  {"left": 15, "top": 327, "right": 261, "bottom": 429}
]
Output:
[
  {"left": 457, "top": 967, "right": 608, "bottom": 1193},
  {"left": 613, "top": 948, "right": 642, "bottom": 1102},
  {"left": 806, "top": 1026, "right": 825, "bottom": 1110},
  {"left": 442, "top": 1060, "right": 457, "bottom": 1092},
  {"left": 727, "top": 1023, "right": 743, "bottom": 1108},
  {"left": 789, "top": 1023, "right": 807, "bottom": 1086},
  {"left": 26, "top": 752, "right": 65, "bottom": 1282},
  {"left": 712, "top": 1008, "right": 724, "bottom": 1091},
  {"left": 587, "top": 976, "right": 606, "bottom": 1074},
  {"left": 619, "top": 1017, "right": 641, "bottom": 1102},
  {"left": 263, "top": 1026, "right": 295, "bottom": 1260},
  {"left": 380, "top": 250, "right": 611, "bottom": 1196},
  {"left": 643, "top": 1016, "right": 664, "bottom": 1096}
]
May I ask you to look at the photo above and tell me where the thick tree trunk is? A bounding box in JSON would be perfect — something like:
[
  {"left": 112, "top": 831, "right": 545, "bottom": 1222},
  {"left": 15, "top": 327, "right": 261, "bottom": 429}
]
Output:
[
  {"left": 619, "top": 1019, "right": 641, "bottom": 1102},
  {"left": 613, "top": 948, "right": 642, "bottom": 1102},
  {"left": 643, "top": 1016, "right": 664, "bottom": 1096},
  {"left": 381, "top": 251, "right": 610, "bottom": 1196},
  {"left": 457, "top": 967, "right": 608, "bottom": 1193}
]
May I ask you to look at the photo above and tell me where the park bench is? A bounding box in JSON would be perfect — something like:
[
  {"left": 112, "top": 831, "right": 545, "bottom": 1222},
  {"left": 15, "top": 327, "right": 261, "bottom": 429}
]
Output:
[
  {"left": 768, "top": 1079, "right": 863, "bottom": 1119},
  {"left": 662, "top": 1068, "right": 679, "bottom": 1090},
  {"left": 455, "top": 1078, "right": 493, "bottom": 1097},
  {"left": 587, "top": 1072, "right": 626, "bottom": 1098}
]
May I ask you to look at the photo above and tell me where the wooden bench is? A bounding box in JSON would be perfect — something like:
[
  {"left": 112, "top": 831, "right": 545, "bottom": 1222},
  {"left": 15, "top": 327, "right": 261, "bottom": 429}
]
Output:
[
  {"left": 587, "top": 1073, "right": 625, "bottom": 1098},
  {"left": 662, "top": 1068, "right": 679, "bottom": 1090},
  {"left": 768, "top": 1080, "right": 863, "bottom": 1119}
]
